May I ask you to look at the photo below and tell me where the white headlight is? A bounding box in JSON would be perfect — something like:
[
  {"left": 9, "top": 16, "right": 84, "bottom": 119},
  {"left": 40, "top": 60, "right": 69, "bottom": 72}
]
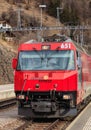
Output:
[
  {"left": 18, "top": 95, "right": 25, "bottom": 99},
  {"left": 63, "top": 95, "right": 71, "bottom": 99}
]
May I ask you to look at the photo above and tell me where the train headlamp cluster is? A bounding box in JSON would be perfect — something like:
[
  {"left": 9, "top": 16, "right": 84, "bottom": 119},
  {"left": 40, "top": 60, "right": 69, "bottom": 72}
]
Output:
[
  {"left": 18, "top": 95, "right": 25, "bottom": 99},
  {"left": 63, "top": 95, "right": 71, "bottom": 100}
]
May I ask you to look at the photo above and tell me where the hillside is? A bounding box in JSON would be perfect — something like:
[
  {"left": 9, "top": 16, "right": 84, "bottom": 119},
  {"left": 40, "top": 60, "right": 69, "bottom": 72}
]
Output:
[{"left": 0, "top": 39, "right": 16, "bottom": 84}]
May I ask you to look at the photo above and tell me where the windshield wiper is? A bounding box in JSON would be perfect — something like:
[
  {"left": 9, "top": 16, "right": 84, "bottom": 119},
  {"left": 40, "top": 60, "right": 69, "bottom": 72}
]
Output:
[
  {"left": 47, "top": 47, "right": 60, "bottom": 60},
  {"left": 33, "top": 47, "right": 44, "bottom": 62},
  {"left": 46, "top": 47, "right": 60, "bottom": 66}
]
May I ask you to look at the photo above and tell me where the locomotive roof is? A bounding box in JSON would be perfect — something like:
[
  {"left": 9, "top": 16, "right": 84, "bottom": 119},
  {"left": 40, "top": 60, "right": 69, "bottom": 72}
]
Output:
[
  {"left": 43, "top": 34, "right": 90, "bottom": 55},
  {"left": 22, "top": 34, "right": 90, "bottom": 56}
]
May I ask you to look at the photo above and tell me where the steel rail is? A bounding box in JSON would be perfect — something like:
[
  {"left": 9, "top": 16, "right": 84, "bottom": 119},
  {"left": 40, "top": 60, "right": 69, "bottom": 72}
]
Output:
[
  {"left": 44, "top": 119, "right": 59, "bottom": 130},
  {"left": 0, "top": 98, "right": 16, "bottom": 109}
]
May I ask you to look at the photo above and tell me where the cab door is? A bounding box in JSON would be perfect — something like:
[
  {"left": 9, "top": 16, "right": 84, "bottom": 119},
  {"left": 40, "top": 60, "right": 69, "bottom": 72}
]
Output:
[{"left": 76, "top": 51, "right": 82, "bottom": 89}]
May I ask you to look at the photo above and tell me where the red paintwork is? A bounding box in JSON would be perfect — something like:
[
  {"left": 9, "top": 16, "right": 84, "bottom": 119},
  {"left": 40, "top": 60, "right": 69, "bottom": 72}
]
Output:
[
  {"left": 18, "top": 42, "right": 76, "bottom": 51},
  {"left": 14, "top": 71, "right": 77, "bottom": 91}
]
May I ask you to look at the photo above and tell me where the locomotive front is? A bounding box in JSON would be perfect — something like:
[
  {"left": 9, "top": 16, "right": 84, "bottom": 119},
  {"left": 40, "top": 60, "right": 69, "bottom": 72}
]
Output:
[{"left": 12, "top": 40, "right": 78, "bottom": 118}]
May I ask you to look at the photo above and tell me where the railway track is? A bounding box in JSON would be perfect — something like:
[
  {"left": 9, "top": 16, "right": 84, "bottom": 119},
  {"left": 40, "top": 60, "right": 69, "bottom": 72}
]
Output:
[
  {"left": 14, "top": 119, "right": 70, "bottom": 130},
  {"left": 14, "top": 119, "right": 33, "bottom": 130},
  {"left": 44, "top": 119, "right": 59, "bottom": 130},
  {"left": 0, "top": 98, "right": 16, "bottom": 109}
]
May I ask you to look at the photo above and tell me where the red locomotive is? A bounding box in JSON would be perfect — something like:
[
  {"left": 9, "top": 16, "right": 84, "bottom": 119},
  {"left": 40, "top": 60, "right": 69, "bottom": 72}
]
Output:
[{"left": 12, "top": 34, "right": 91, "bottom": 118}]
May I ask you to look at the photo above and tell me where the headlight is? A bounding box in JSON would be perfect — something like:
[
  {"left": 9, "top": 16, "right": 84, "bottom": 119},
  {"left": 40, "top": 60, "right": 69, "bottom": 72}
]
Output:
[
  {"left": 18, "top": 95, "right": 25, "bottom": 99},
  {"left": 63, "top": 95, "right": 71, "bottom": 100}
]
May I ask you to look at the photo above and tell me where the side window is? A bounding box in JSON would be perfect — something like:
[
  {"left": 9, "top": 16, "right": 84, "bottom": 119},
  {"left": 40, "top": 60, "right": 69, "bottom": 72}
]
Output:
[
  {"left": 76, "top": 51, "right": 82, "bottom": 88},
  {"left": 76, "top": 51, "right": 82, "bottom": 69}
]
